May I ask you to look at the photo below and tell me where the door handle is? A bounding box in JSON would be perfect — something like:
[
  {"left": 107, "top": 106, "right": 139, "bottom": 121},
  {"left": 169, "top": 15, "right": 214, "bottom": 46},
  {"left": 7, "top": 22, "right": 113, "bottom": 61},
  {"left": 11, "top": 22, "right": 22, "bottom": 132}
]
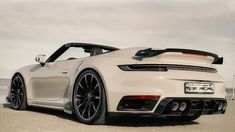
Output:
[{"left": 61, "top": 70, "right": 68, "bottom": 74}]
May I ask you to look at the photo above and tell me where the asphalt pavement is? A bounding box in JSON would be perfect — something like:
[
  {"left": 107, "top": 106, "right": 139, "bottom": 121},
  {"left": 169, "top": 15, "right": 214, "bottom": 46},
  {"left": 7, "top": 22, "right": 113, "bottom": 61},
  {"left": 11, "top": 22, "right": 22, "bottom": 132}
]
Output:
[{"left": 0, "top": 101, "right": 234, "bottom": 132}]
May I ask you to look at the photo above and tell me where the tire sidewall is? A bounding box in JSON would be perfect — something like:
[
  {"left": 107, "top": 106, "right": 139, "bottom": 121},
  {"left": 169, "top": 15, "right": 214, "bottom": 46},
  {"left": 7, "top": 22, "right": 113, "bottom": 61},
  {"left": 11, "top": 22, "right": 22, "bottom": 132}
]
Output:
[
  {"left": 10, "top": 74, "right": 27, "bottom": 110},
  {"left": 73, "top": 70, "right": 106, "bottom": 124}
]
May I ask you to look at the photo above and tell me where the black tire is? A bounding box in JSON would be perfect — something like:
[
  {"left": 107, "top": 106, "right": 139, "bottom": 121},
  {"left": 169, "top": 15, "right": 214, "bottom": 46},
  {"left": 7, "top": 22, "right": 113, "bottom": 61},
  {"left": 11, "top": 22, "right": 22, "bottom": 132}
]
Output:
[
  {"left": 10, "top": 74, "right": 28, "bottom": 110},
  {"left": 73, "top": 70, "right": 107, "bottom": 124},
  {"left": 166, "top": 113, "right": 201, "bottom": 122}
]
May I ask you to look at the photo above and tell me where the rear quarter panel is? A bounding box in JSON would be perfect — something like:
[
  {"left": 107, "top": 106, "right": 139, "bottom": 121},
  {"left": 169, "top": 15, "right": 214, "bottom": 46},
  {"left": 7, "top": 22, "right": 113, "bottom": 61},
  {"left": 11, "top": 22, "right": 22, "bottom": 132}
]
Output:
[{"left": 74, "top": 52, "right": 225, "bottom": 113}]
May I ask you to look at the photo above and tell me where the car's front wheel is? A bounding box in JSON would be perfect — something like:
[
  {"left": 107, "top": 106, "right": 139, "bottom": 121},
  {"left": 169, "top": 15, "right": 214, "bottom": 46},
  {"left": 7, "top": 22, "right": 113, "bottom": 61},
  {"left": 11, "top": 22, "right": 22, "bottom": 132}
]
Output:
[
  {"left": 10, "top": 74, "right": 28, "bottom": 110},
  {"left": 73, "top": 70, "right": 107, "bottom": 124}
]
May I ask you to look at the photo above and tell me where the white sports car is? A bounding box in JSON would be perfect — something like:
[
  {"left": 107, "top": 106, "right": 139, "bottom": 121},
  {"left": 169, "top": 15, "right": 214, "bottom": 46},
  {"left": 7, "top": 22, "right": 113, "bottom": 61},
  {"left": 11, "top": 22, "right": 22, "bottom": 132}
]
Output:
[{"left": 7, "top": 43, "right": 227, "bottom": 124}]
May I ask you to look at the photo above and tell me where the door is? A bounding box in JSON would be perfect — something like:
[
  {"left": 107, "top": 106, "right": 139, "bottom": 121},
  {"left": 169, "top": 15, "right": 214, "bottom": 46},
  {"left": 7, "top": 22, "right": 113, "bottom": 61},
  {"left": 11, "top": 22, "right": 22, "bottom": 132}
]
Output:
[
  {"left": 30, "top": 46, "right": 90, "bottom": 101},
  {"left": 30, "top": 60, "right": 80, "bottom": 100}
]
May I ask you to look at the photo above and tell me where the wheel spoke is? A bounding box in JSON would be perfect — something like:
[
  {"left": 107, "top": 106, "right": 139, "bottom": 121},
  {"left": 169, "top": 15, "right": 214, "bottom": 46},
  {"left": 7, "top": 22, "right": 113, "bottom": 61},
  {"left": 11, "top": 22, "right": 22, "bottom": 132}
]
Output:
[
  {"left": 16, "top": 78, "right": 20, "bottom": 87},
  {"left": 76, "top": 95, "right": 82, "bottom": 99},
  {"left": 88, "top": 103, "right": 91, "bottom": 119},
  {"left": 13, "top": 97, "right": 17, "bottom": 105},
  {"left": 94, "top": 96, "right": 100, "bottom": 100},
  {"left": 92, "top": 84, "right": 99, "bottom": 93},
  {"left": 11, "top": 76, "right": 24, "bottom": 108},
  {"left": 77, "top": 99, "right": 87, "bottom": 110},
  {"left": 17, "top": 96, "right": 22, "bottom": 106},
  {"left": 12, "top": 80, "right": 17, "bottom": 89},
  {"left": 10, "top": 95, "right": 15, "bottom": 99},
  {"left": 90, "top": 76, "right": 94, "bottom": 89},
  {"left": 15, "top": 96, "right": 19, "bottom": 106},
  {"left": 11, "top": 89, "right": 17, "bottom": 93},
  {"left": 84, "top": 75, "right": 89, "bottom": 90},
  {"left": 74, "top": 73, "right": 102, "bottom": 121},
  {"left": 78, "top": 83, "right": 86, "bottom": 93},
  {"left": 82, "top": 103, "right": 88, "bottom": 117},
  {"left": 11, "top": 93, "right": 16, "bottom": 98},
  {"left": 75, "top": 95, "right": 85, "bottom": 102},
  {"left": 20, "top": 85, "right": 23, "bottom": 89},
  {"left": 91, "top": 102, "right": 97, "bottom": 112},
  {"left": 19, "top": 79, "right": 22, "bottom": 87}
]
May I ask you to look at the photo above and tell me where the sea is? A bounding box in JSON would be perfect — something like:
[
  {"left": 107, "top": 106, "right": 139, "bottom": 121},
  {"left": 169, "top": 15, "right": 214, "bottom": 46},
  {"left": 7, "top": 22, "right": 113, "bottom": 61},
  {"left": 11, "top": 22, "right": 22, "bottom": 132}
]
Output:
[{"left": 0, "top": 79, "right": 234, "bottom": 104}]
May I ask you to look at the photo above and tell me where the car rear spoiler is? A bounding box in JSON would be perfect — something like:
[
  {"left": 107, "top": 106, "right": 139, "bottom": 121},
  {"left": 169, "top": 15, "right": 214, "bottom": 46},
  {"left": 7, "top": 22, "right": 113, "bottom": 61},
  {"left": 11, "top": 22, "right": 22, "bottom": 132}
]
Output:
[{"left": 133, "top": 48, "right": 223, "bottom": 64}]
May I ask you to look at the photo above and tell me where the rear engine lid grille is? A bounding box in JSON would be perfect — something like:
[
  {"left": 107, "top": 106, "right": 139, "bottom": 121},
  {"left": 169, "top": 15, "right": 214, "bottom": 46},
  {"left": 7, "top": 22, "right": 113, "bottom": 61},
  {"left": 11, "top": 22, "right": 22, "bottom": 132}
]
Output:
[
  {"left": 167, "top": 65, "right": 217, "bottom": 73},
  {"left": 118, "top": 64, "right": 217, "bottom": 73}
]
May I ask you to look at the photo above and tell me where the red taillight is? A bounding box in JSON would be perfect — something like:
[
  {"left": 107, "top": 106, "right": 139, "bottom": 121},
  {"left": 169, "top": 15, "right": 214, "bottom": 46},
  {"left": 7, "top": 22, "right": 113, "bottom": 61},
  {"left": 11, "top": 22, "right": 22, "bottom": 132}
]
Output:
[{"left": 123, "top": 95, "right": 160, "bottom": 100}]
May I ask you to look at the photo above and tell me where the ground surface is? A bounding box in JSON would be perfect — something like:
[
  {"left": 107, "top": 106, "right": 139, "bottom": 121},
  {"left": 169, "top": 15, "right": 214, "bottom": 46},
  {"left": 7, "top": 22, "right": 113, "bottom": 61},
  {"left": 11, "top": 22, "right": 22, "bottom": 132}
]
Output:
[
  {"left": 0, "top": 79, "right": 234, "bottom": 132},
  {"left": 0, "top": 101, "right": 234, "bottom": 132}
]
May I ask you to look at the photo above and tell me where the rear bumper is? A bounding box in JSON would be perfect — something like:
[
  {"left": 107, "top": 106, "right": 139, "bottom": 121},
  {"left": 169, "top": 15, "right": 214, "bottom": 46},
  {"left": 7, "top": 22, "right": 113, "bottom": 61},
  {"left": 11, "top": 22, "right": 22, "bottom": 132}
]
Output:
[
  {"left": 155, "top": 98, "right": 226, "bottom": 116},
  {"left": 109, "top": 98, "right": 227, "bottom": 117}
]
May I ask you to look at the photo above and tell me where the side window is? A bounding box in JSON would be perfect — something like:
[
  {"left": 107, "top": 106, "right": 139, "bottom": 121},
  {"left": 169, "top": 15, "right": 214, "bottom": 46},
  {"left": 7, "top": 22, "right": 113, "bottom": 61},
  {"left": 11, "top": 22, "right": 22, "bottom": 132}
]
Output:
[{"left": 55, "top": 47, "right": 90, "bottom": 62}]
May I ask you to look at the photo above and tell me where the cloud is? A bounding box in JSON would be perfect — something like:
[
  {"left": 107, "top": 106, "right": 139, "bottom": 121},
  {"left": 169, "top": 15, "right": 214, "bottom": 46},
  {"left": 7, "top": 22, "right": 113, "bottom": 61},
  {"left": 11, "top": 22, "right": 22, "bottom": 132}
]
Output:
[
  {"left": 228, "top": 0, "right": 235, "bottom": 11},
  {"left": 0, "top": 0, "right": 234, "bottom": 87}
]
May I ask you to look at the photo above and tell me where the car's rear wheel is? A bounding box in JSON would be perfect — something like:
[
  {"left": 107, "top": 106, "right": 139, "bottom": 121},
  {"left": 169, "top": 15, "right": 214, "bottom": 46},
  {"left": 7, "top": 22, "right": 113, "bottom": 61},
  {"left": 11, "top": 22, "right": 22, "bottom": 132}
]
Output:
[
  {"left": 73, "top": 70, "right": 106, "bottom": 124},
  {"left": 10, "top": 74, "right": 27, "bottom": 110}
]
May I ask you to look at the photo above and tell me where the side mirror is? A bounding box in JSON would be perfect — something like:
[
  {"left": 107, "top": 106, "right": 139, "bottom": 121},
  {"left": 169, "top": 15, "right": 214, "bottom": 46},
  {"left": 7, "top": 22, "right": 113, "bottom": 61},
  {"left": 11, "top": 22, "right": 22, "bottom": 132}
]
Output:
[{"left": 35, "top": 54, "right": 46, "bottom": 65}]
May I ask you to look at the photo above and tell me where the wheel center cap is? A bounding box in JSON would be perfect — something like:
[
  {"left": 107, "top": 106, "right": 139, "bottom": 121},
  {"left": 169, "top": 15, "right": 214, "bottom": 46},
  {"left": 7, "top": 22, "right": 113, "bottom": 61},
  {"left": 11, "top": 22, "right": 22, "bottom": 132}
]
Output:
[
  {"left": 17, "top": 89, "right": 21, "bottom": 94},
  {"left": 87, "top": 93, "right": 93, "bottom": 101}
]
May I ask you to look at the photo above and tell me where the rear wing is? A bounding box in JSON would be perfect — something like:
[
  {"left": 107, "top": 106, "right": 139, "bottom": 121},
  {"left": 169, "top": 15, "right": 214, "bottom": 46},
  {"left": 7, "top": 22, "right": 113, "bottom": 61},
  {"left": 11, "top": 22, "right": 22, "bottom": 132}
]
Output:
[{"left": 133, "top": 48, "right": 223, "bottom": 64}]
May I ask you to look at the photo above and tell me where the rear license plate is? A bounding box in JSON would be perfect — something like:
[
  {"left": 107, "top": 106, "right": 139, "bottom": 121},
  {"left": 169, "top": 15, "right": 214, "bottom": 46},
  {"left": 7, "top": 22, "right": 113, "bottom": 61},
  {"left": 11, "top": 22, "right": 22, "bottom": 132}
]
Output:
[{"left": 184, "top": 82, "right": 214, "bottom": 94}]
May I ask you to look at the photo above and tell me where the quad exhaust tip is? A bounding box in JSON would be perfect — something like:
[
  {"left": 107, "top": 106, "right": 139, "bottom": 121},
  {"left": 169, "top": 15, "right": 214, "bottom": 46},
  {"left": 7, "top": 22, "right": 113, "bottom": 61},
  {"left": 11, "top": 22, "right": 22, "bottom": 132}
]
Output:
[
  {"left": 179, "top": 102, "right": 187, "bottom": 112},
  {"left": 217, "top": 102, "right": 227, "bottom": 111},
  {"left": 170, "top": 100, "right": 227, "bottom": 112},
  {"left": 217, "top": 103, "right": 223, "bottom": 111},
  {"left": 171, "top": 101, "right": 179, "bottom": 111},
  {"left": 222, "top": 103, "right": 227, "bottom": 111},
  {"left": 171, "top": 101, "right": 187, "bottom": 112}
]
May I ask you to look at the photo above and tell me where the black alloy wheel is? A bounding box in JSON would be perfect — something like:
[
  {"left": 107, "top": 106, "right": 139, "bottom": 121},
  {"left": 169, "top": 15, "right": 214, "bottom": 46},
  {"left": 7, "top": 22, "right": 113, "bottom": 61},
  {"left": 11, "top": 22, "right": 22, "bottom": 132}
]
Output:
[
  {"left": 10, "top": 74, "right": 27, "bottom": 110},
  {"left": 73, "top": 70, "right": 106, "bottom": 124}
]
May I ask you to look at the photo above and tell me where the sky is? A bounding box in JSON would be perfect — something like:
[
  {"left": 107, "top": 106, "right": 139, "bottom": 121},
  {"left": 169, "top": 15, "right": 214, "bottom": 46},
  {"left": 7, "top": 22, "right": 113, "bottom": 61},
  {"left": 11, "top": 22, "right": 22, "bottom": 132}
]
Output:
[{"left": 0, "top": 0, "right": 234, "bottom": 87}]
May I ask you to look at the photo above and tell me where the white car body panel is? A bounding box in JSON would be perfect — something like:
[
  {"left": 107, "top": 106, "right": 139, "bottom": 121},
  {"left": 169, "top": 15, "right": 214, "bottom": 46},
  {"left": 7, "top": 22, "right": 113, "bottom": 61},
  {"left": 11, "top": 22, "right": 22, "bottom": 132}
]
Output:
[{"left": 7, "top": 44, "right": 226, "bottom": 115}]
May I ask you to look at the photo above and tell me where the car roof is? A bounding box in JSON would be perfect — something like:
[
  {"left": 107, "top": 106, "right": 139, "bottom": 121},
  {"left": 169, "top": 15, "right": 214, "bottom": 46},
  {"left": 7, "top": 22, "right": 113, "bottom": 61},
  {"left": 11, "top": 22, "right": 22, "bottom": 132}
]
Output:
[
  {"left": 64, "top": 42, "right": 119, "bottom": 51},
  {"left": 46, "top": 42, "right": 119, "bottom": 63}
]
